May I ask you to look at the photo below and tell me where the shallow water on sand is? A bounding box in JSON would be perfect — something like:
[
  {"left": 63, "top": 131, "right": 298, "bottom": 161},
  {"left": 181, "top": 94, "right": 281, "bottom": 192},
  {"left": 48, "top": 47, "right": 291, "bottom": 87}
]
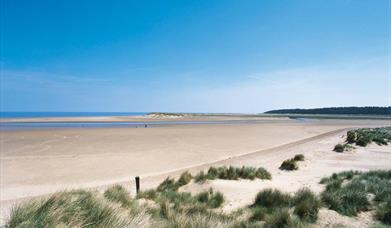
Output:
[{"left": 0, "top": 120, "right": 275, "bottom": 130}]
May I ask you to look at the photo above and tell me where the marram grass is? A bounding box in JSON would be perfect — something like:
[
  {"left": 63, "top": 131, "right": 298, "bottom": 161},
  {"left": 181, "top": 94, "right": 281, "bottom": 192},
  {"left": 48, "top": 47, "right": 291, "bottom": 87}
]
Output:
[{"left": 8, "top": 168, "right": 391, "bottom": 227}]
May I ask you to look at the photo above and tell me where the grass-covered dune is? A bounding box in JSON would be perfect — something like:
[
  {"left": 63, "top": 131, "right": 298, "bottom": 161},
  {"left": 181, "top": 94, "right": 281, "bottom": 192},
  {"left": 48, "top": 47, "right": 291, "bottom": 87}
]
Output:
[
  {"left": 333, "top": 127, "right": 391, "bottom": 152},
  {"left": 320, "top": 170, "right": 391, "bottom": 224},
  {"left": 7, "top": 166, "right": 270, "bottom": 228},
  {"left": 7, "top": 169, "right": 391, "bottom": 227},
  {"left": 194, "top": 165, "right": 272, "bottom": 183}
]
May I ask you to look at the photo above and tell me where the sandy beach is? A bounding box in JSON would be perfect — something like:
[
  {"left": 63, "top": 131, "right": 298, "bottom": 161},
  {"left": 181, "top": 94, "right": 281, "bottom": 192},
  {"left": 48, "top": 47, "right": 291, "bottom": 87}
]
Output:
[{"left": 1, "top": 116, "right": 390, "bottom": 225}]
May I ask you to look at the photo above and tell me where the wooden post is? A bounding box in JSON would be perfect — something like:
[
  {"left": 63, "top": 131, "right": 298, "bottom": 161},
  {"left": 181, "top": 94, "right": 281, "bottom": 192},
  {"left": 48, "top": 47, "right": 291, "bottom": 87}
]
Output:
[{"left": 135, "top": 176, "right": 140, "bottom": 194}]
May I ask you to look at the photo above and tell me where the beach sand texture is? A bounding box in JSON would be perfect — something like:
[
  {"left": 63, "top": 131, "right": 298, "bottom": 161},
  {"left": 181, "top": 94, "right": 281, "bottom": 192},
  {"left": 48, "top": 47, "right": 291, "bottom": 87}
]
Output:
[{"left": 1, "top": 117, "right": 390, "bottom": 225}]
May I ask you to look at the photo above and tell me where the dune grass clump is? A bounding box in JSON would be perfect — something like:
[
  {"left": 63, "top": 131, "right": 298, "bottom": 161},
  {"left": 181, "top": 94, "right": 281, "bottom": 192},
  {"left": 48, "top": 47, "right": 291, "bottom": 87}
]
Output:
[
  {"left": 155, "top": 171, "right": 195, "bottom": 193},
  {"left": 194, "top": 165, "right": 271, "bottom": 183},
  {"left": 148, "top": 175, "right": 227, "bottom": 211},
  {"left": 194, "top": 171, "right": 207, "bottom": 182},
  {"left": 255, "top": 167, "right": 272, "bottom": 179},
  {"left": 137, "top": 189, "right": 158, "bottom": 200},
  {"left": 319, "top": 170, "right": 361, "bottom": 184},
  {"left": 147, "top": 184, "right": 230, "bottom": 226},
  {"left": 320, "top": 170, "right": 391, "bottom": 223},
  {"left": 345, "top": 127, "right": 391, "bottom": 147},
  {"left": 157, "top": 177, "right": 178, "bottom": 192},
  {"left": 376, "top": 200, "right": 391, "bottom": 225},
  {"left": 356, "top": 134, "right": 371, "bottom": 147},
  {"left": 208, "top": 191, "right": 225, "bottom": 208},
  {"left": 333, "top": 143, "right": 355, "bottom": 153},
  {"left": 279, "top": 154, "right": 305, "bottom": 171},
  {"left": 293, "top": 154, "right": 305, "bottom": 161},
  {"left": 253, "top": 189, "right": 291, "bottom": 208},
  {"left": 104, "top": 185, "right": 135, "bottom": 208},
  {"left": 293, "top": 188, "right": 321, "bottom": 223},
  {"left": 263, "top": 208, "right": 305, "bottom": 228},
  {"left": 159, "top": 190, "right": 194, "bottom": 209},
  {"left": 321, "top": 178, "right": 369, "bottom": 216},
  {"left": 264, "top": 208, "right": 291, "bottom": 228},
  {"left": 333, "top": 144, "right": 345, "bottom": 152},
  {"left": 176, "top": 171, "right": 193, "bottom": 187},
  {"left": 347, "top": 130, "right": 357, "bottom": 144},
  {"left": 154, "top": 203, "right": 237, "bottom": 227},
  {"left": 156, "top": 171, "right": 194, "bottom": 193},
  {"left": 279, "top": 158, "right": 298, "bottom": 171},
  {"left": 249, "top": 206, "right": 269, "bottom": 221},
  {"left": 251, "top": 189, "right": 291, "bottom": 223},
  {"left": 195, "top": 188, "right": 225, "bottom": 208},
  {"left": 136, "top": 175, "right": 230, "bottom": 226},
  {"left": 251, "top": 188, "right": 321, "bottom": 225},
  {"left": 7, "top": 190, "right": 142, "bottom": 228}
]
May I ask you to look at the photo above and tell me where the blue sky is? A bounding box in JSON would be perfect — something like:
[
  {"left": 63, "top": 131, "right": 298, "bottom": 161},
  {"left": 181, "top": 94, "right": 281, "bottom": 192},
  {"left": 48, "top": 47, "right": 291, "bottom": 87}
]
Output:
[{"left": 1, "top": 0, "right": 390, "bottom": 113}]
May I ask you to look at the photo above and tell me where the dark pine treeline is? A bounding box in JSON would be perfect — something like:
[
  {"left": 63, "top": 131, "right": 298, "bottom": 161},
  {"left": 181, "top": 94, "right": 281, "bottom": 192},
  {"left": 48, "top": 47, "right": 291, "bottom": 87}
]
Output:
[{"left": 264, "top": 107, "right": 391, "bottom": 115}]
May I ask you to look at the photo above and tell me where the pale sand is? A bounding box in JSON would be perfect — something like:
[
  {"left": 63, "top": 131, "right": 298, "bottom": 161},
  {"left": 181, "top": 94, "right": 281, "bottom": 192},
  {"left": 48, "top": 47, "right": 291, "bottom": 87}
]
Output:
[
  {"left": 0, "top": 117, "right": 390, "bottom": 225},
  {"left": 178, "top": 134, "right": 391, "bottom": 227}
]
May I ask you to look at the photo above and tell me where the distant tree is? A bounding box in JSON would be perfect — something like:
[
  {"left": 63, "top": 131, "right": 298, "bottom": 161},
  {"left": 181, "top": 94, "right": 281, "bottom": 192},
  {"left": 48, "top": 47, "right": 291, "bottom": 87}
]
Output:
[{"left": 264, "top": 107, "right": 391, "bottom": 115}]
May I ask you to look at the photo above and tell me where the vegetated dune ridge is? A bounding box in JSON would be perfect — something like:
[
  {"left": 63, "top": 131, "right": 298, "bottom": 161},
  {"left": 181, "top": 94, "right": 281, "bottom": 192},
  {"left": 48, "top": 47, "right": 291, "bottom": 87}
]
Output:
[{"left": 0, "top": 117, "right": 390, "bottom": 226}]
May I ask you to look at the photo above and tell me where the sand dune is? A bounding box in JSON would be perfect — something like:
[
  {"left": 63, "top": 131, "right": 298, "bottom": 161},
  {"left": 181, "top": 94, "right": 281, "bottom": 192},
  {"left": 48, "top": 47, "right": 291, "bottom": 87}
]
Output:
[{"left": 0, "top": 117, "right": 390, "bottom": 225}]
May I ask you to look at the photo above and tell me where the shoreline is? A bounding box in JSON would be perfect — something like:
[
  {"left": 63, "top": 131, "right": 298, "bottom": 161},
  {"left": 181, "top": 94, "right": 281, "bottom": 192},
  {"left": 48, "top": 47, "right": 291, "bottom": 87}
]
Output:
[{"left": 1, "top": 113, "right": 390, "bottom": 123}]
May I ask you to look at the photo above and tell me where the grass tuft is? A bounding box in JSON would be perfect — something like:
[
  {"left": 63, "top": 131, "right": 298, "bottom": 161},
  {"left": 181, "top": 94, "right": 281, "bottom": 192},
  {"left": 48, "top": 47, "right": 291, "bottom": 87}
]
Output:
[
  {"left": 195, "top": 188, "right": 225, "bottom": 208},
  {"left": 376, "top": 200, "right": 391, "bottom": 225},
  {"left": 321, "top": 180, "right": 369, "bottom": 216},
  {"left": 250, "top": 206, "right": 269, "bottom": 221},
  {"left": 333, "top": 144, "right": 345, "bottom": 152},
  {"left": 293, "top": 188, "right": 321, "bottom": 223},
  {"left": 157, "top": 177, "right": 178, "bottom": 192},
  {"left": 279, "top": 159, "right": 298, "bottom": 171},
  {"left": 194, "top": 165, "right": 271, "bottom": 183},
  {"left": 346, "top": 130, "right": 356, "bottom": 144},
  {"left": 293, "top": 154, "right": 305, "bottom": 161},
  {"left": 8, "top": 190, "right": 142, "bottom": 227},
  {"left": 104, "top": 185, "right": 134, "bottom": 209},
  {"left": 194, "top": 171, "right": 207, "bottom": 183},
  {"left": 253, "top": 188, "right": 291, "bottom": 208},
  {"left": 264, "top": 208, "right": 292, "bottom": 228},
  {"left": 320, "top": 170, "right": 391, "bottom": 219},
  {"left": 176, "top": 171, "right": 193, "bottom": 187},
  {"left": 137, "top": 189, "right": 157, "bottom": 200},
  {"left": 280, "top": 154, "right": 306, "bottom": 171}
]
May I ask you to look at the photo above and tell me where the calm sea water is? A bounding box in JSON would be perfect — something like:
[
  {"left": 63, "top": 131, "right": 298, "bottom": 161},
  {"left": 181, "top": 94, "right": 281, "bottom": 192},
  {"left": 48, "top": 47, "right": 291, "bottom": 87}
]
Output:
[
  {"left": 0, "top": 112, "right": 279, "bottom": 130},
  {"left": 0, "top": 112, "right": 148, "bottom": 118}
]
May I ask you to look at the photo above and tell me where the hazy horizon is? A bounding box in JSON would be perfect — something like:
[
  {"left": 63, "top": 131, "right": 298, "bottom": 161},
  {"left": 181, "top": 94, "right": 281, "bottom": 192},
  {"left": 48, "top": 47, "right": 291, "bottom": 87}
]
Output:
[
  {"left": 1, "top": 106, "right": 390, "bottom": 115},
  {"left": 1, "top": 0, "right": 390, "bottom": 113}
]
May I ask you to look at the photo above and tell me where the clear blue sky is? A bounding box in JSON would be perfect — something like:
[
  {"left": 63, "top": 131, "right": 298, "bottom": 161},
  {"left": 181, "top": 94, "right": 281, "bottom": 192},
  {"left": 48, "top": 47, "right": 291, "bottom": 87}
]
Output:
[{"left": 1, "top": 0, "right": 390, "bottom": 113}]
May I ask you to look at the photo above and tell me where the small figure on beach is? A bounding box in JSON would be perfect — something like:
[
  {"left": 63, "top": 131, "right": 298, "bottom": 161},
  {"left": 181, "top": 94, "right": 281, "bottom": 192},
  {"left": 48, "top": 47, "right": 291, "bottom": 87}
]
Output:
[{"left": 145, "top": 124, "right": 147, "bottom": 128}]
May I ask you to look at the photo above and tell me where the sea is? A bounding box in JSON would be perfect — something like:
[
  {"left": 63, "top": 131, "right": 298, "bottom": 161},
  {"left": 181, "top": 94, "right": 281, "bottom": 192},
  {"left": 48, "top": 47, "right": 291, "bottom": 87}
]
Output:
[
  {"left": 0, "top": 112, "right": 148, "bottom": 118},
  {"left": 0, "top": 112, "right": 263, "bottom": 130}
]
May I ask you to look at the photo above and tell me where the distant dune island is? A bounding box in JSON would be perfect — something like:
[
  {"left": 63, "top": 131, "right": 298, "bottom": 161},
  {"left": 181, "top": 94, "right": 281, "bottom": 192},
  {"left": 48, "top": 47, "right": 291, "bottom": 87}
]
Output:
[
  {"left": 146, "top": 112, "right": 187, "bottom": 118},
  {"left": 264, "top": 106, "right": 391, "bottom": 115}
]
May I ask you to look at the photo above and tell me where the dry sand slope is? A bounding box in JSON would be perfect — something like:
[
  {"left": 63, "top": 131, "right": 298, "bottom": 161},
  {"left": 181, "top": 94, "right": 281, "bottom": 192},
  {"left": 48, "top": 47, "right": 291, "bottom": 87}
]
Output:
[
  {"left": 179, "top": 131, "right": 391, "bottom": 227},
  {"left": 0, "top": 118, "right": 390, "bottom": 226}
]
